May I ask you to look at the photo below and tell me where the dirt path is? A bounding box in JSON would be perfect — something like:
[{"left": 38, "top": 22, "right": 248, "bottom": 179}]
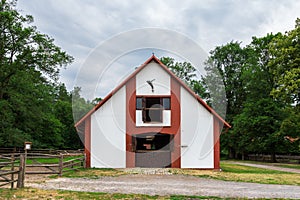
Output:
[
  {"left": 229, "top": 162, "right": 300, "bottom": 174},
  {"left": 28, "top": 174, "right": 300, "bottom": 199}
]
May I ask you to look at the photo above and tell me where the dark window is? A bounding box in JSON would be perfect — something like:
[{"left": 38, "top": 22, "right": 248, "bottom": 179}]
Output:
[{"left": 136, "top": 97, "right": 170, "bottom": 123}]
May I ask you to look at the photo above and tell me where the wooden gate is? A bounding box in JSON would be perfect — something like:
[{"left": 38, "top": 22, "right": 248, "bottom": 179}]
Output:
[{"left": 0, "top": 154, "right": 19, "bottom": 188}]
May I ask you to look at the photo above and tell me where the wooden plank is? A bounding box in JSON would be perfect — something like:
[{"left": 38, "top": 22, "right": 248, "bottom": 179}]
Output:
[
  {"left": 0, "top": 161, "right": 15, "bottom": 165},
  {"left": 63, "top": 157, "right": 84, "bottom": 165},
  {"left": 26, "top": 156, "right": 59, "bottom": 160},
  {"left": 0, "top": 180, "right": 18, "bottom": 187},
  {"left": 0, "top": 170, "right": 19, "bottom": 176},
  {"left": 26, "top": 164, "right": 59, "bottom": 167},
  {"left": 26, "top": 171, "right": 58, "bottom": 175},
  {"left": 63, "top": 161, "right": 82, "bottom": 168},
  {"left": 26, "top": 153, "right": 60, "bottom": 158},
  {"left": 62, "top": 167, "right": 82, "bottom": 173}
]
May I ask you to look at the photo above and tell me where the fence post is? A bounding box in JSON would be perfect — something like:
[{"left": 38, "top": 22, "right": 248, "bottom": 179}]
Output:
[
  {"left": 83, "top": 153, "right": 86, "bottom": 168},
  {"left": 17, "top": 154, "right": 25, "bottom": 188},
  {"left": 59, "top": 154, "right": 63, "bottom": 177},
  {"left": 10, "top": 154, "right": 15, "bottom": 189}
]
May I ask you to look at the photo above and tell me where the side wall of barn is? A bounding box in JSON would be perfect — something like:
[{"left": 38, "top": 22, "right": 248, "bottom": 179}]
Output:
[
  {"left": 180, "top": 87, "right": 214, "bottom": 168},
  {"left": 90, "top": 86, "right": 126, "bottom": 168}
]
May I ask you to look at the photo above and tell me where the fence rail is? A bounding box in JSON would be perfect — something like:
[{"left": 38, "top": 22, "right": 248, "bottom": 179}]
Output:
[
  {"left": 247, "top": 154, "right": 300, "bottom": 163},
  {"left": 0, "top": 154, "right": 19, "bottom": 188},
  {"left": 0, "top": 152, "right": 85, "bottom": 188},
  {"left": 0, "top": 148, "right": 84, "bottom": 155}
]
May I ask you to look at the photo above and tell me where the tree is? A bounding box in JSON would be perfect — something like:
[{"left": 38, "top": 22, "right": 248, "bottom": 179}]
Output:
[
  {"left": 71, "top": 87, "right": 94, "bottom": 123},
  {"left": 160, "top": 57, "right": 196, "bottom": 85},
  {"left": 279, "top": 106, "right": 300, "bottom": 154},
  {"left": 54, "top": 84, "right": 83, "bottom": 149},
  {"left": 232, "top": 34, "right": 287, "bottom": 160},
  {"left": 0, "top": 0, "right": 73, "bottom": 148},
  {"left": 204, "top": 42, "right": 247, "bottom": 158},
  {"left": 268, "top": 18, "right": 300, "bottom": 105},
  {"left": 160, "top": 57, "right": 208, "bottom": 99}
]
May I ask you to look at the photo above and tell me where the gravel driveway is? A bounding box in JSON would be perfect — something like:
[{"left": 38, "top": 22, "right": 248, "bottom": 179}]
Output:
[{"left": 29, "top": 174, "right": 300, "bottom": 199}]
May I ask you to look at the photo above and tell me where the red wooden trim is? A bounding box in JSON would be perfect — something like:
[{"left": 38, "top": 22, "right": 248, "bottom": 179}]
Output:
[
  {"left": 84, "top": 116, "right": 91, "bottom": 168},
  {"left": 170, "top": 77, "right": 181, "bottom": 168},
  {"left": 213, "top": 116, "right": 220, "bottom": 170},
  {"left": 75, "top": 55, "right": 230, "bottom": 129},
  {"left": 126, "top": 74, "right": 181, "bottom": 168},
  {"left": 126, "top": 77, "right": 136, "bottom": 167}
]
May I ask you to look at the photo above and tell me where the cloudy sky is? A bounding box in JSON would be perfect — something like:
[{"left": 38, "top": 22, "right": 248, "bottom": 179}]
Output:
[{"left": 17, "top": 0, "right": 300, "bottom": 99}]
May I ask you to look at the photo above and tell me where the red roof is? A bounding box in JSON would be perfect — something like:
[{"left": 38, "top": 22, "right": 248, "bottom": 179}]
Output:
[{"left": 75, "top": 55, "right": 231, "bottom": 128}]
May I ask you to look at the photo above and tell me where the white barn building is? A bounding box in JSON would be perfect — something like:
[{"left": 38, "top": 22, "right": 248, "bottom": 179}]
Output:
[{"left": 75, "top": 55, "right": 230, "bottom": 169}]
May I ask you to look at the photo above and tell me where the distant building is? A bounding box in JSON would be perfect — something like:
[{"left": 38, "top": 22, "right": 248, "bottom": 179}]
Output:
[{"left": 75, "top": 55, "right": 230, "bottom": 169}]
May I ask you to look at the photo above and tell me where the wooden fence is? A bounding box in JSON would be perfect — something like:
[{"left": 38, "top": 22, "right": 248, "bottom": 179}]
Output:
[
  {"left": 0, "top": 152, "right": 85, "bottom": 188},
  {"left": 247, "top": 154, "right": 300, "bottom": 163},
  {"left": 0, "top": 148, "right": 84, "bottom": 155},
  {"left": 25, "top": 153, "right": 85, "bottom": 176},
  {"left": 0, "top": 154, "right": 20, "bottom": 188}
]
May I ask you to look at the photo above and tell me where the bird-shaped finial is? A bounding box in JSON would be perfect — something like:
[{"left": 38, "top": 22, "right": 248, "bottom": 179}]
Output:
[{"left": 146, "top": 79, "right": 155, "bottom": 93}]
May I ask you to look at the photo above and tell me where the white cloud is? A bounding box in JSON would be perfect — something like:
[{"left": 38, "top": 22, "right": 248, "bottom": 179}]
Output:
[{"left": 17, "top": 0, "right": 300, "bottom": 99}]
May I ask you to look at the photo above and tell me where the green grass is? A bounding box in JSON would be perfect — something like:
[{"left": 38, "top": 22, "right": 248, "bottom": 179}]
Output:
[
  {"left": 26, "top": 155, "right": 82, "bottom": 164},
  {"left": 231, "top": 160, "right": 300, "bottom": 170},
  {"left": 220, "top": 162, "right": 291, "bottom": 174},
  {"left": 0, "top": 188, "right": 224, "bottom": 200},
  {"left": 272, "top": 163, "right": 300, "bottom": 170},
  {"left": 61, "top": 167, "right": 127, "bottom": 178}
]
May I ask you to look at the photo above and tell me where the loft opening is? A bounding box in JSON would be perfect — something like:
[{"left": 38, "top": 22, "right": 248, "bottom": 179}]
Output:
[
  {"left": 136, "top": 96, "right": 170, "bottom": 123},
  {"left": 132, "top": 132, "right": 173, "bottom": 152}
]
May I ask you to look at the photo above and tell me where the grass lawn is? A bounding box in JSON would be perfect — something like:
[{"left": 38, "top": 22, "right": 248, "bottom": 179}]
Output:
[
  {"left": 26, "top": 155, "right": 83, "bottom": 164},
  {"left": 237, "top": 160, "right": 300, "bottom": 170},
  {"left": 272, "top": 163, "right": 300, "bottom": 170},
  {"left": 0, "top": 188, "right": 224, "bottom": 200},
  {"left": 60, "top": 167, "right": 128, "bottom": 178}
]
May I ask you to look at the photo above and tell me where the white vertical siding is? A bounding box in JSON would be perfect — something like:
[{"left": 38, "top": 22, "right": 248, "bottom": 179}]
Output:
[
  {"left": 180, "top": 87, "right": 214, "bottom": 168},
  {"left": 136, "top": 61, "right": 170, "bottom": 95},
  {"left": 90, "top": 86, "right": 126, "bottom": 168}
]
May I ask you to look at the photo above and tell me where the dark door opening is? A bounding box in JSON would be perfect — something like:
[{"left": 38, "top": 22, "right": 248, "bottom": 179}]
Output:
[{"left": 133, "top": 132, "right": 173, "bottom": 168}]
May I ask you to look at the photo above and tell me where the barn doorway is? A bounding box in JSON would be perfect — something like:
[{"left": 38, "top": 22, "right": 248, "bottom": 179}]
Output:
[{"left": 133, "top": 132, "right": 173, "bottom": 168}]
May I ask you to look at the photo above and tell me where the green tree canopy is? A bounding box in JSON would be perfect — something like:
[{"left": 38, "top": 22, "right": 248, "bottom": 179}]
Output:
[
  {"left": 0, "top": 0, "right": 75, "bottom": 148},
  {"left": 268, "top": 18, "right": 300, "bottom": 105},
  {"left": 160, "top": 57, "right": 208, "bottom": 99}
]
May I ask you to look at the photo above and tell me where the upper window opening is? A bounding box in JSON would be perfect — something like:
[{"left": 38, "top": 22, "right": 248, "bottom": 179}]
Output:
[{"left": 136, "top": 97, "right": 171, "bottom": 123}]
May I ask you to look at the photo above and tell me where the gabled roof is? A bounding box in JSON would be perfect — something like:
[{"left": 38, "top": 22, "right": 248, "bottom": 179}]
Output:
[{"left": 75, "top": 55, "right": 231, "bottom": 128}]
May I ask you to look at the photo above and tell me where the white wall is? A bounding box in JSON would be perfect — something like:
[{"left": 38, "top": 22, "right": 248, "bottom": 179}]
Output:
[
  {"left": 180, "top": 87, "right": 214, "bottom": 168},
  {"left": 90, "top": 86, "right": 126, "bottom": 168},
  {"left": 136, "top": 61, "right": 170, "bottom": 95}
]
